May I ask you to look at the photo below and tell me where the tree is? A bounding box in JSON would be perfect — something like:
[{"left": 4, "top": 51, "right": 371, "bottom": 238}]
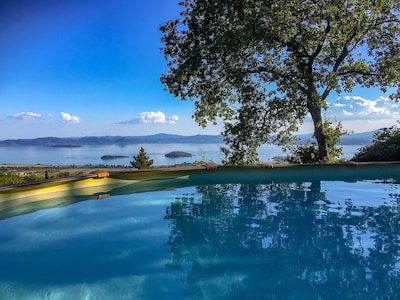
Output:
[
  {"left": 353, "top": 124, "right": 400, "bottom": 161},
  {"left": 285, "top": 120, "right": 347, "bottom": 163},
  {"left": 130, "top": 147, "right": 154, "bottom": 169},
  {"left": 160, "top": 0, "right": 400, "bottom": 163}
]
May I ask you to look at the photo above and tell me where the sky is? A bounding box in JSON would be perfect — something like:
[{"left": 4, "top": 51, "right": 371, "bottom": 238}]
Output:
[{"left": 0, "top": 0, "right": 399, "bottom": 140}]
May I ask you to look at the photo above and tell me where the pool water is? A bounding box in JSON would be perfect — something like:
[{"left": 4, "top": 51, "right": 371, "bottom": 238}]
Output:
[{"left": 0, "top": 177, "right": 400, "bottom": 299}]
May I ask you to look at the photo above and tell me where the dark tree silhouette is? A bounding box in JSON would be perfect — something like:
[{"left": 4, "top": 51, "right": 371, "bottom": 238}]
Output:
[{"left": 130, "top": 147, "right": 154, "bottom": 169}]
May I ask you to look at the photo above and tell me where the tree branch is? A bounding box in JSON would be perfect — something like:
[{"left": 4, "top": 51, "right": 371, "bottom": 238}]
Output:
[
  {"left": 338, "top": 70, "right": 379, "bottom": 76},
  {"left": 321, "top": 15, "right": 398, "bottom": 99},
  {"left": 297, "top": 83, "right": 308, "bottom": 94},
  {"left": 310, "top": 19, "right": 331, "bottom": 61}
]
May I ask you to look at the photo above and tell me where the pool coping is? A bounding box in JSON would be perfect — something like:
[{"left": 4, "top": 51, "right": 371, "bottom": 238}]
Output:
[
  {"left": 1, "top": 161, "right": 400, "bottom": 220},
  {"left": 1, "top": 161, "right": 400, "bottom": 193}
]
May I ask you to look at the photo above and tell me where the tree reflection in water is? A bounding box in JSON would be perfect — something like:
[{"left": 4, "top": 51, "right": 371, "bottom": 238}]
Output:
[{"left": 164, "top": 181, "right": 400, "bottom": 299}]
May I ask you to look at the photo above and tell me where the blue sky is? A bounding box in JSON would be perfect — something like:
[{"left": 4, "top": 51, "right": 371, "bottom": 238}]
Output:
[{"left": 1, "top": 0, "right": 399, "bottom": 140}]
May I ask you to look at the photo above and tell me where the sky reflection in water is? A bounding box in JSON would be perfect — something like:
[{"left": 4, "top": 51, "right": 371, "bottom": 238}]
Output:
[{"left": 0, "top": 179, "right": 399, "bottom": 299}]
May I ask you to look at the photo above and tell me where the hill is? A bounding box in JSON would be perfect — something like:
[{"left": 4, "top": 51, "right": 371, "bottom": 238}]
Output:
[
  {"left": 0, "top": 131, "right": 375, "bottom": 147},
  {"left": 0, "top": 134, "right": 224, "bottom": 147},
  {"left": 297, "top": 131, "right": 375, "bottom": 145}
]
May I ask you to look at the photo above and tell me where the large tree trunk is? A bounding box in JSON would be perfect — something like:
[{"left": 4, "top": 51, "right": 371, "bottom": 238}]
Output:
[{"left": 308, "top": 103, "right": 329, "bottom": 162}]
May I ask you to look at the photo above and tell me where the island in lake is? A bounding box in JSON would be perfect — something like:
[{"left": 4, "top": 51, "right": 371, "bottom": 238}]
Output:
[{"left": 165, "top": 151, "right": 192, "bottom": 158}]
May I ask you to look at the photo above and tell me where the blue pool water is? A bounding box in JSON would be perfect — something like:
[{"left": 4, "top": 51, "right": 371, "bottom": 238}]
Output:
[{"left": 0, "top": 169, "right": 400, "bottom": 299}]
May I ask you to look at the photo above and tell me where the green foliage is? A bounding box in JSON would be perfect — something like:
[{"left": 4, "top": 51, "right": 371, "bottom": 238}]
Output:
[
  {"left": 285, "top": 120, "right": 346, "bottom": 163},
  {"left": 0, "top": 172, "right": 44, "bottom": 186},
  {"left": 161, "top": 0, "right": 400, "bottom": 163},
  {"left": 221, "top": 142, "right": 260, "bottom": 165},
  {"left": 353, "top": 125, "right": 400, "bottom": 161},
  {"left": 192, "top": 154, "right": 214, "bottom": 166},
  {"left": 130, "top": 147, "right": 154, "bottom": 169},
  {"left": 0, "top": 172, "right": 25, "bottom": 185},
  {"left": 23, "top": 174, "right": 44, "bottom": 182},
  {"left": 286, "top": 143, "right": 319, "bottom": 164},
  {"left": 56, "top": 172, "right": 70, "bottom": 178}
]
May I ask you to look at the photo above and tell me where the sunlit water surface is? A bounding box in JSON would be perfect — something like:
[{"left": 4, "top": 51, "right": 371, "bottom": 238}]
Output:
[
  {"left": 1, "top": 179, "right": 400, "bottom": 299},
  {"left": 0, "top": 144, "right": 361, "bottom": 166}
]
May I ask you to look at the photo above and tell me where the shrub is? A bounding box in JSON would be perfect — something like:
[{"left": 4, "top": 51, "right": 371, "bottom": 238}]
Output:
[
  {"left": 353, "top": 125, "right": 400, "bottom": 161},
  {"left": 0, "top": 172, "right": 25, "bottom": 185},
  {"left": 56, "top": 172, "right": 70, "bottom": 178},
  {"left": 286, "top": 142, "right": 319, "bottom": 164},
  {"left": 285, "top": 120, "right": 345, "bottom": 163}
]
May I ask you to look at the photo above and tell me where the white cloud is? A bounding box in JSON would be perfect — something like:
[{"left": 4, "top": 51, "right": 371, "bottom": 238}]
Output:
[
  {"left": 139, "top": 111, "right": 167, "bottom": 124},
  {"left": 60, "top": 112, "right": 80, "bottom": 123},
  {"left": 168, "top": 114, "right": 179, "bottom": 124},
  {"left": 11, "top": 112, "right": 42, "bottom": 120},
  {"left": 342, "top": 110, "right": 354, "bottom": 116},
  {"left": 329, "top": 95, "right": 400, "bottom": 120},
  {"left": 333, "top": 103, "right": 346, "bottom": 107},
  {"left": 117, "top": 111, "right": 179, "bottom": 125}
]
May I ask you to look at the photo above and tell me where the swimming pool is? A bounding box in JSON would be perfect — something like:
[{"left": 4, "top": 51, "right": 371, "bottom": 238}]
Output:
[{"left": 0, "top": 165, "right": 399, "bottom": 299}]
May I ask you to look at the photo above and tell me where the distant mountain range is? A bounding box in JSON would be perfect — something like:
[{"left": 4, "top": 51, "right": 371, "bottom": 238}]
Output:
[
  {"left": 298, "top": 130, "right": 376, "bottom": 145},
  {"left": 0, "top": 131, "right": 375, "bottom": 147},
  {"left": 0, "top": 133, "right": 224, "bottom": 147}
]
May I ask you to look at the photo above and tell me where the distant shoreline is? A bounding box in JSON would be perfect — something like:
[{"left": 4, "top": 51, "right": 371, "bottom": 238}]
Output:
[
  {"left": 49, "top": 144, "right": 82, "bottom": 148},
  {"left": 0, "top": 131, "right": 375, "bottom": 147},
  {"left": 101, "top": 155, "right": 130, "bottom": 160},
  {"left": 0, "top": 134, "right": 224, "bottom": 147}
]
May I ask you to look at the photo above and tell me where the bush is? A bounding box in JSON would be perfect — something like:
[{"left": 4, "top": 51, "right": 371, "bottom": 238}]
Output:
[
  {"left": 56, "top": 172, "right": 70, "bottom": 178},
  {"left": 286, "top": 142, "right": 319, "bottom": 164},
  {"left": 0, "top": 172, "right": 25, "bottom": 185},
  {"left": 192, "top": 154, "right": 215, "bottom": 166},
  {"left": 285, "top": 120, "right": 345, "bottom": 163},
  {"left": 23, "top": 174, "right": 44, "bottom": 182},
  {"left": 0, "top": 172, "right": 45, "bottom": 186},
  {"left": 353, "top": 125, "right": 400, "bottom": 161}
]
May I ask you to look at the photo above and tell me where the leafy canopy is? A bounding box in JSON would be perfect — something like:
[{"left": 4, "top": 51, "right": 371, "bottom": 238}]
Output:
[
  {"left": 353, "top": 124, "right": 400, "bottom": 161},
  {"left": 161, "top": 0, "right": 400, "bottom": 164}
]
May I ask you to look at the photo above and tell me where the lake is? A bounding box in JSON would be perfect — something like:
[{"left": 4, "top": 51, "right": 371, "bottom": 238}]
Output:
[{"left": 0, "top": 143, "right": 362, "bottom": 166}]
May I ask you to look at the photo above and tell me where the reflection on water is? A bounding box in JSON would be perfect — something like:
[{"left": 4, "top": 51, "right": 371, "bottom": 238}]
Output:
[
  {"left": 165, "top": 181, "right": 400, "bottom": 299},
  {"left": 0, "top": 179, "right": 399, "bottom": 299}
]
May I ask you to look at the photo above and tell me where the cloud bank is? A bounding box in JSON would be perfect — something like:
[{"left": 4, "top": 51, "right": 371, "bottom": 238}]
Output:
[
  {"left": 117, "top": 111, "right": 179, "bottom": 125},
  {"left": 10, "top": 112, "right": 42, "bottom": 120},
  {"left": 329, "top": 96, "right": 400, "bottom": 120},
  {"left": 60, "top": 112, "right": 80, "bottom": 123}
]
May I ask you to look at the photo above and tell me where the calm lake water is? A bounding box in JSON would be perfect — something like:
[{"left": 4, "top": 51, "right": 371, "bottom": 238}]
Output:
[
  {"left": 0, "top": 166, "right": 399, "bottom": 299},
  {"left": 0, "top": 143, "right": 362, "bottom": 166}
]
